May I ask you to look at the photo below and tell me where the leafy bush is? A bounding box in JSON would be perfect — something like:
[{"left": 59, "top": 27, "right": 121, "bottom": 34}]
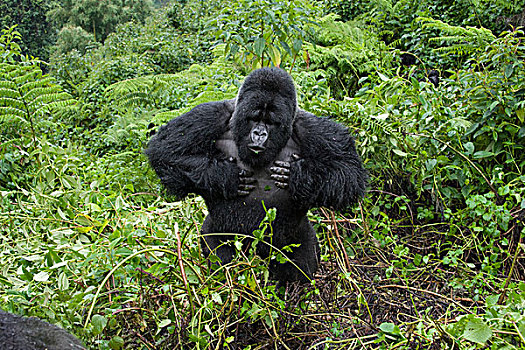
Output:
[
  {"left": 0, "top": 0, "right": 53, "bottom": 59},
  {"left": 0, "top": 27, "right": 75, "bottom": 187},
  {"left": 303, "top": 14, "right": 393, "bottom": 97},
  {"left": 210, "top": 0, "right": 316, "bottom": 70},
  {"left": 52, "top": 25, "right": 98, "bottom": 57},
  {"left": 47, "top": 0, "right": 153, "bottom": 43}
]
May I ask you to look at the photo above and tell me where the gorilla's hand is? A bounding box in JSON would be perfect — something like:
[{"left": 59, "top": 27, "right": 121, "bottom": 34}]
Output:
[
  {"left": 271, "top": 154, "right": 300, "bottom": 189},
  {"left": 270, "top": 161, "right": 289, "bottom": 189},
  {"left": 238, "top": 169, "right": 256, "bottom": 196}
]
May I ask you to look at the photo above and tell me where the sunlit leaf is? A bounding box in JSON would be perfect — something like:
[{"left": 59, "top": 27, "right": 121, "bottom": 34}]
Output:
[{"left": 462, "top": 316, "right": 492, "bottom": 344}]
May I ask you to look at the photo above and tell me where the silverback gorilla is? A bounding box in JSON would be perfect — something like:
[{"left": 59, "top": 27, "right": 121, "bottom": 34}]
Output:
[
  {"left": 146, "top": 68, "right": 367, "bottom": 282},
  {"left": 0, "top": 310, "right": 84, "bottom": 350}
]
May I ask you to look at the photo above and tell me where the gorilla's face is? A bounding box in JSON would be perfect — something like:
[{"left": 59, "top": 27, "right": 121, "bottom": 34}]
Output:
[{"left": 232, "top": 68, "right": 297, "bottom": 168}]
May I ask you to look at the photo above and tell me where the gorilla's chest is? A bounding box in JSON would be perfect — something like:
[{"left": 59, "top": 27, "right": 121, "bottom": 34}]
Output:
[{"left": 215, "top": 131, "right": 299, "bottom": 207}]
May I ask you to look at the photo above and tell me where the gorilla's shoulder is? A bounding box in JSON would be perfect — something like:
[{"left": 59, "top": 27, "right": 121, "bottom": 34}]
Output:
[
  {"left": 150, "top": 100, "right": 235, "bottom": 145},
  {"left": 170, "top": 99, "right": 234, "bottom": 126}
]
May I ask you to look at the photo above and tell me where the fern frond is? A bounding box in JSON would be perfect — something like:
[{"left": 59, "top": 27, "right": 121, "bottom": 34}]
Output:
[
  {"left": 365, "top": 114, "right": 397, "bottom": 135},
  {"left": 0, "top": 80, "right": 16, "bottom": 89},
  {"left": 105, "top": 74, "right": 180, "bottom": 96},
  {"left": 153, "top": 109, "right": 189, "bottom": 123},
  {"left": 417, "top": 17, "right": 495, "bottom": 56},
  {"left": 24, "top": 87, "right": 63, "bottom": 101},
  {"left": 0, "top": 106, "right": 26, "bottom": 117},
  {"left": 0, "top": 61, "right": 76, "bottom": 136},
  {"left": 120, "top": 93, "right": 151, "bottom": 108},
  {"left": 0, "top": 87, "right": 19, "bottom": 98},
  {"left": 0, "top": 97, "right": 25, "bottom": 109},
  {"left": 0, "top": 112, "right": 30, "bottom": 126},
  {"left": 19, "top": 77, "right": 54, "bottom": 93}
]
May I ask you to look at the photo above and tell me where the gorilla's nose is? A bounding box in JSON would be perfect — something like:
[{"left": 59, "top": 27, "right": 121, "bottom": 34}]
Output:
[
  {"left": 252, "top": 124, "right": 268, "bottom": 140},
  {"left": 250, "top": 124, "right": 268, "bottom": 145}
]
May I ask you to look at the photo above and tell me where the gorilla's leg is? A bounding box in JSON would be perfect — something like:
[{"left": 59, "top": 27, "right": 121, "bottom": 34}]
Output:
[
  {"left": 200, "top": 234, "right": 236, "bottom": 264},
  {"left": 270, "top": 228, "right": 320, "bottom": 283},
  {"left": 200, "top": 216, "right": 237, "bottom": 265},
  {"left": 0, "top": 310, "right": 84, "bottom": 350}
]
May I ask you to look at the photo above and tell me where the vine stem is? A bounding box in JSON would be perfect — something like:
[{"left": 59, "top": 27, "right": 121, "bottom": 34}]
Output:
[
  {"left": 498, "top": 231, "right": 522, "bottom": 305},
  {"left": 330, "top": 210, "right": 351, "bottom": 272},
  {"left": 175, "top": 224, "right": 189, "bottom": 288},
  {"left": 83, "top": 248, "right": 182, "bottom": 328}
]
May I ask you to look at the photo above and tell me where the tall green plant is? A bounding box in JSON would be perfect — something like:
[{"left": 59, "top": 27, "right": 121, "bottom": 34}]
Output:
[
  {"left": 0, "top": 27, "right": 75, "bottom": 142},
  {"left": 210, "top": 0, "right": 316, "bottom": 70},
  {"left": 417, "top": 16, "right": 495, "bottom": 56},
  {"left": 47, "top": 0, "right": 153, "bottom": 43}
]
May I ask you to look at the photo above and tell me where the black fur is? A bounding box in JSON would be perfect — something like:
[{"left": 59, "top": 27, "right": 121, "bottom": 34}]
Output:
[
  {"left": 0, "top": 310, "right": 84, "bottom": 350},
  {"left": 146, "top": 67, "right": 367, "bottom": 282}
]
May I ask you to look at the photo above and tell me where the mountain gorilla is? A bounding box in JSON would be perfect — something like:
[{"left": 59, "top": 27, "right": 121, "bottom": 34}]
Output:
[
  {"left": 0, "top": 310, "right": 84, "bottom": 350},
  {"left": 146, "top": 68, "right": 367, "bottom": 282}
]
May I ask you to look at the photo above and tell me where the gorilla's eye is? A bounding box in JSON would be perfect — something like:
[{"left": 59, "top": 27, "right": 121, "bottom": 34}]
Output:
[
  {"left": 268, "top": 112, "right": 281, "bottom": 126},
  {"left": 248, "top": 110, "right": 262, "bottom": 121}
]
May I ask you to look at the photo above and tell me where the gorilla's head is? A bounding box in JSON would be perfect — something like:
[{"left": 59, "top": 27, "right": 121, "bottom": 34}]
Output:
[{"left": 232, "top": 68, "right": 297, "bottom": 168}]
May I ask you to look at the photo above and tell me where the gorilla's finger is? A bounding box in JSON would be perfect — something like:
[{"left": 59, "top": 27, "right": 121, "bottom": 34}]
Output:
[
  {"left": 270, "top": 166, "right": 290, "bottom": 175},
  {"left": 270, "top": 174, "right": 289, "bottom": 183},
  {"left": 239, "top": 169, "right": 254, "bottom": 177},
  {"left": 239, "top": 184, "right": 256, "bottom": 192},
  {"left": 274, "top": 181, "right": 288, "bottom": 189},
  {"left": 239, "top": 176, "right": 256, "bottom": 184},
  {"left": 273, "top": 160, "right": 290, "bottom": 168}
]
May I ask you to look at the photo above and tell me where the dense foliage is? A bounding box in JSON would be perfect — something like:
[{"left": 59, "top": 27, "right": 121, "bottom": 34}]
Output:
[
  {"left": 0, "top": 0, "right": 53, "bottom": 60},
  {"left": 1, "top": 1, "right": 524, "bottom": 349}
]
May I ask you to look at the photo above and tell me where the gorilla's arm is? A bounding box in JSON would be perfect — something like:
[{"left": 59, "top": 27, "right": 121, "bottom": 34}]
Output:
[
  {"left": 145, "top": 101, "right": 240, "bottom": 199},
  {"left": 288, "top": 110, "right": 368, "bottom": 209}
]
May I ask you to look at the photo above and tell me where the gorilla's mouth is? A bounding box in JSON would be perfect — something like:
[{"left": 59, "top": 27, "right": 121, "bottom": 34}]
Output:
[{"left": 248, "top": 144, "right": 266, "bottom": 154}]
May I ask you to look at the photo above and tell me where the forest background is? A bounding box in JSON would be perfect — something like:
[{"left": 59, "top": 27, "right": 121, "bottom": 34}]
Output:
[{"left": 1, "top": 0, "right": 524, "bottom": 349}]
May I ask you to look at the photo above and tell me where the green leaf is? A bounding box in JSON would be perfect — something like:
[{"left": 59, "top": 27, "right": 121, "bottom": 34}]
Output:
[
  {"left": 425, "top": 159, "right": 437, "bottom": 171},
  {"left": 377, "top": 72, "right": 390, "bottom": 82},
  {"left": 411, "top": 76, "right": 420, "bottom": 90},
  {"left": 504, "top": 64, "right": 514, "bottom": 78},
  {"left": 517, "top": 108, "right": 524, "bottom": 123},
  {"left": 109, "top": 336, "right": 124, "bottom": 350},
  {"left": 58, "top": 272, "right": 69, "bottom": 291},
  {"left": 234, "top": 240, "right": 243, "bottom": 251},
  {"left": 292, "top": 38, "right": 302, "bottom": 54},
  {"left": 380, "top": 322, "right": 393, "bottom": 332},
  {"left": 92, "top": 314, "right": 108, "bottom": 335},
  {"left": 224, "top": 336, "right": 235, "bottom": 344},
  {"left": 33, "top": 271, "right": 49, "bottom": 282},
  {"left": 485, "top": 294, "right": 500, "bottom": 308},
  {"left": 280, "top": 40, "right": 291, "bottom": 56},
  {"left": 464, "top": 142, "right": 474, "bottom": 155},
  {"left": 462, "top": 316, "right": 492, "bottom": 344},
  {"left": 212, "top": 292, "right": 222, "bottom": 304},
  {"left": 266, "top": 207, "right": 276, "bottom": 222},
  {"left": 473, "top": 151, "right": 494, "bottom": 159},
  {"left": 379, "top": 322, "right": 402, "bottom": 335},
  {"left": 393, "top": 149, "right": 408, "bottom": 157},
  {"left": 253, "top": 38, "right": 266, "bottom": 57},
  {"left": 158, "top": 319, "right": 171, "bottom": 328},
  {"left": 267, "top": 45, "right": 281, "bottom": 67}
]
